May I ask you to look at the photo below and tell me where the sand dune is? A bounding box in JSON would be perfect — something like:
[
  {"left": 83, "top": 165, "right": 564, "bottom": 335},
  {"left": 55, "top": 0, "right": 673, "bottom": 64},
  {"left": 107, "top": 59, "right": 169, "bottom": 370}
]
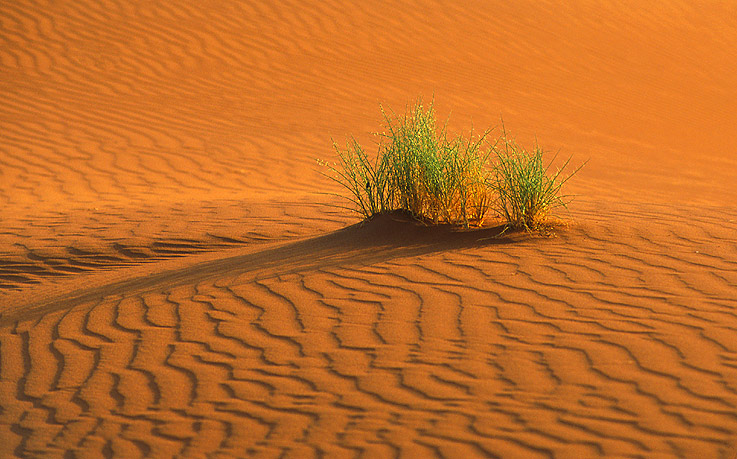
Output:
[{"left": 2, "top": 0, "right": 737, "bottom": 458}]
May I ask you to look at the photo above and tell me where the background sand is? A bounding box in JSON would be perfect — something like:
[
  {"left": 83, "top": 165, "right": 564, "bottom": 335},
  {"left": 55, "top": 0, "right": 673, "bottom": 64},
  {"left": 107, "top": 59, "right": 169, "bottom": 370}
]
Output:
[{"left": 1, "top": 1, "right": 736, "bottom": 457}]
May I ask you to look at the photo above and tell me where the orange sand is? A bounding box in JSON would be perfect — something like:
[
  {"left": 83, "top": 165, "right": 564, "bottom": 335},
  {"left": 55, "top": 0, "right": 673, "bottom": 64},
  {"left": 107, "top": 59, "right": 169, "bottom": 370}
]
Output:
[{"left": 1, "top": 1, "right": 736, "bottom": 458}]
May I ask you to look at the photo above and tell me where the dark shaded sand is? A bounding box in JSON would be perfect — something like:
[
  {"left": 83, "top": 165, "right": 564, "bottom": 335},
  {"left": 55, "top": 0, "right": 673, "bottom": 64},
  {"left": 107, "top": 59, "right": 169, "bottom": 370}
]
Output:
[{"left": 1, "top": 1, "right": 737, "bottom": 458}]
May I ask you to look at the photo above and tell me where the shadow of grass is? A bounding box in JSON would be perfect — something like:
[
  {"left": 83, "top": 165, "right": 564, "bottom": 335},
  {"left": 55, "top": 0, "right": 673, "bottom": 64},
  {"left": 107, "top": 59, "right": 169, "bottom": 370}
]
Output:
[{"left": 1, "top": 211, "right": 524, "bottom": 326}]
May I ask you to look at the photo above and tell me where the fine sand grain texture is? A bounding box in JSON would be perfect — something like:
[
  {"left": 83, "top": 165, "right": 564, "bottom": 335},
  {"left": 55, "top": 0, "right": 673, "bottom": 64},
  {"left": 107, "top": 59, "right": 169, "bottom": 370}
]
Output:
[{"left": 1, "top": 1, "right": 737, "bottom": 458}]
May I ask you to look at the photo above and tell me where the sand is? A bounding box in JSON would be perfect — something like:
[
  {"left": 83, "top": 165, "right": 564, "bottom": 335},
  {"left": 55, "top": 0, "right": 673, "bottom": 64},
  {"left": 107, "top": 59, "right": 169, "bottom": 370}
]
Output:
[{"left": 1, "top": 1, "right": 737, "bottom": 458}]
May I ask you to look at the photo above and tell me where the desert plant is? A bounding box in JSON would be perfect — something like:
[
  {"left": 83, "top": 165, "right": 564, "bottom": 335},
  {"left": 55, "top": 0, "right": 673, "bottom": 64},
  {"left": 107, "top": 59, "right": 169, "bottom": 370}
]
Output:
[
  {"left": 490, "top": 128, "right": 586, "bottom": 231},
  {"left": 378, "top": 101, "right": 494, "bottom": 226},
  {"left": 321, "top": 99, "right": 584, "bottom": 231},
  {"left": 319, "top": 136, "right": 393, "bottom": 218},
  {"left": 321, "top": 99, "right": 495, "bottom": 227}
]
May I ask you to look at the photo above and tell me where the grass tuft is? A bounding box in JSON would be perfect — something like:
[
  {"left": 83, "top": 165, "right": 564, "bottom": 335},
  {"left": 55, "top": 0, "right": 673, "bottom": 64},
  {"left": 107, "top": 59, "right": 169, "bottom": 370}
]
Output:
[
  {"left": 378, "top": 101, "right": 494, "bottom": 227},
  {"left": 490, "top": 124, "right": 587, "bottom": 231},
  {"left": 320, "top": 99, "right": 584, "bottom": 231},
  {"left": 319, "top": 136, "right": 392, "bottom": 218}
]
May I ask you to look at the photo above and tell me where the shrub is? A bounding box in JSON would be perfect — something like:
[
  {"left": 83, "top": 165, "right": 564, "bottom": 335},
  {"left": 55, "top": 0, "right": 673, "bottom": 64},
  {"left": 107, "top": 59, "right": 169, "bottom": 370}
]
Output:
[
  {"left": 321, "top": 99, "right": 493, "bottom": 227},
  {"left": 321, "top": 99, "right": 584, "bottom": 231},
  {"left": 490, "top": 127, "right": 586, "bottom": 231},
  {"left": 322, "top": 136, "right": 393, "bottom": 218}
]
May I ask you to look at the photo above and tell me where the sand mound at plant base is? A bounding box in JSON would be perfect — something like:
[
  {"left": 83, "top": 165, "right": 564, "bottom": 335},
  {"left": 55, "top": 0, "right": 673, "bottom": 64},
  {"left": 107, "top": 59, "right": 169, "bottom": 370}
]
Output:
[{"left": 2, "top": 0, "right": 737, "bottom": 458}]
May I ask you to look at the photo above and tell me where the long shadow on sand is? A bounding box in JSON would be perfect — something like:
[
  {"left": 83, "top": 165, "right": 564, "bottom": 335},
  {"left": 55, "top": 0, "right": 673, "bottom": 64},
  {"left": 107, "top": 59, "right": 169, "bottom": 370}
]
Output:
[{"left": 2, "top": 211, "right": 521, "bottom": 325}]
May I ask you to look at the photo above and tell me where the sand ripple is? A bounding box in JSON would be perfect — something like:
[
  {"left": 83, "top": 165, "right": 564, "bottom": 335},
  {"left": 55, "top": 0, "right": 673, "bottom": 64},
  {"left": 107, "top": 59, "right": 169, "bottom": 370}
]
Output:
[
  {"left": 2, "top": 204, "right": 737, "bottom": 458},
  {"left": 2, "top": 0, "right": 737, "bottom": 457}
]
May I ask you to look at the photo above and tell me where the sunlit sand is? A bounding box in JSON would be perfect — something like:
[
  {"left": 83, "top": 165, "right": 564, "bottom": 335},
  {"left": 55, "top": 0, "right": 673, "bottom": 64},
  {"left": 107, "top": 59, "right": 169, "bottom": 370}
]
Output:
[{"left": 1, "top": 1, "right": 736, "bottom": 458}]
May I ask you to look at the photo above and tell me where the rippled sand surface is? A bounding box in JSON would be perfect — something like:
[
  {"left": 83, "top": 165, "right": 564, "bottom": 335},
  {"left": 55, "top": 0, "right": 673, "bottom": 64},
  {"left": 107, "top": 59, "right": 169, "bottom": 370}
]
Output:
[{"left": 2, "top": 1, "right": 737, "bottom": 458}]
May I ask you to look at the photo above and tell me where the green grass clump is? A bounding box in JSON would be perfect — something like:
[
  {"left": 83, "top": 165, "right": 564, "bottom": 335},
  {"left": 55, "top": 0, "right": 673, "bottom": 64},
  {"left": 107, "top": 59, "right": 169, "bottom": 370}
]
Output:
[
  {"left": 379, "top": 102, "right": 493, "bottom": 226},
  {"left": 323, "top": 136, "right": 392, "bottom": 219},
  {"left": 320, "top": 99, "right": 584, "bottom": 231},
  {"left": 321, "top": 99, "right": 493, "bottom": 227},
  {"left": 490, "top": 128, "right": 586, "bottom": 231}
]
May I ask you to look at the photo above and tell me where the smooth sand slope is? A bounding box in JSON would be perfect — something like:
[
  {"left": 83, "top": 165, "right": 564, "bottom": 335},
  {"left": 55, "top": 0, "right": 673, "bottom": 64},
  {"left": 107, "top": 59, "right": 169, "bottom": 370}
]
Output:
[{"left": 1, "top": 1, "right": 737, "bottom": 458}]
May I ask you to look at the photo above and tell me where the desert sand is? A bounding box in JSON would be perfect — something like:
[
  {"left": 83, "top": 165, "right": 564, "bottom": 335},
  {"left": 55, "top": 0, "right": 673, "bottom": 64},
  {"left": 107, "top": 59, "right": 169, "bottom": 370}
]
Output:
[{"left": 1, "top": 1, "right": 737, "bottom": 458}]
